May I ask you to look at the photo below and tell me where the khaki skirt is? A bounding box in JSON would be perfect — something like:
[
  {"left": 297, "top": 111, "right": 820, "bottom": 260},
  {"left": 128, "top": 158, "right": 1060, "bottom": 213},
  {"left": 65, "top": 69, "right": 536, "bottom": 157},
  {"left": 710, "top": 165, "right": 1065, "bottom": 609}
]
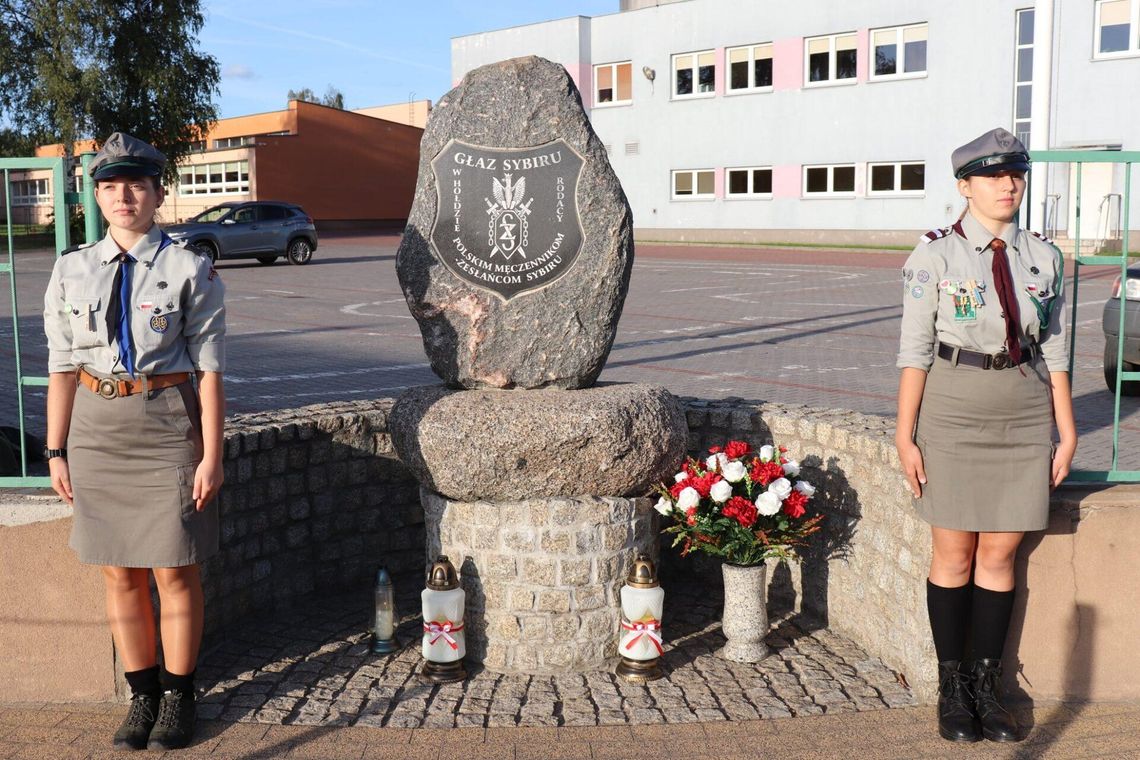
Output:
[
  {"left": 913, "top": 351, "right": 1054, "bottom": 532},
  {"left": 68, "top": 375, "right": 218, "bottom": 567}
]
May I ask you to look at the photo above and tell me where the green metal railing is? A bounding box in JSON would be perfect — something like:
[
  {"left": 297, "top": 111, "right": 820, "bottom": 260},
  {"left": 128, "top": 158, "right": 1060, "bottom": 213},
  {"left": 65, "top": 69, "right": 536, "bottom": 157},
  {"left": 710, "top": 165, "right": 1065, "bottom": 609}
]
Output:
[
  {"left": 1, "top": 152, "right": 98, "bottom": 488},
  {"left": 1028, "top": 149, "right": 1140, "bottom": 483}
]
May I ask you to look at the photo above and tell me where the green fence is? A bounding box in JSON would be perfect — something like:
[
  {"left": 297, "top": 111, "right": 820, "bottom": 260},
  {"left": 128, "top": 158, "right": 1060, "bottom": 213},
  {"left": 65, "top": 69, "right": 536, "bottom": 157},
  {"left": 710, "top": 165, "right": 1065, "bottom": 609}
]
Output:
[
  {"left": 1, "top": 153, "right": 98, "bottom": 487},
  {"left": 1029, "top": 149, "right": 1140, "bottom": 483}
]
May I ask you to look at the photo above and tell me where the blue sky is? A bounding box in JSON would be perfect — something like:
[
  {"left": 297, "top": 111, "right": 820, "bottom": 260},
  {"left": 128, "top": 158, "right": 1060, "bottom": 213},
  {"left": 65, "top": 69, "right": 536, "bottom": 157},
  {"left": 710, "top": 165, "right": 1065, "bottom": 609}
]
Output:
[{"left": 203, "top": 1, "right": 619, "bottom": 118}]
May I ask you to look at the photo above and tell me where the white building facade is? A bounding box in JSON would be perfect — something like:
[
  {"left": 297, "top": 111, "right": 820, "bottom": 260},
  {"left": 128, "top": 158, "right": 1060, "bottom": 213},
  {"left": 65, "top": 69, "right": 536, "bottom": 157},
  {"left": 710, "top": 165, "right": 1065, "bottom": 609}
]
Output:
[{"left": 452, "top": 0, "right": 1140, "bottom": 247}]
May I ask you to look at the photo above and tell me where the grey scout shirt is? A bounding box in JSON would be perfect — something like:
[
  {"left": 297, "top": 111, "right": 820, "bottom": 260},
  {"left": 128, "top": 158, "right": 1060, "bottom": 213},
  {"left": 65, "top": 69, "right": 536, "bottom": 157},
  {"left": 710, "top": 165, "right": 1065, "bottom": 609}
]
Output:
[
  {"left": 44, "top": 224, "right": 226, "bottom": 375},
  {"left": 897, "top": 211, "right": 1068, "bottom": 373}
]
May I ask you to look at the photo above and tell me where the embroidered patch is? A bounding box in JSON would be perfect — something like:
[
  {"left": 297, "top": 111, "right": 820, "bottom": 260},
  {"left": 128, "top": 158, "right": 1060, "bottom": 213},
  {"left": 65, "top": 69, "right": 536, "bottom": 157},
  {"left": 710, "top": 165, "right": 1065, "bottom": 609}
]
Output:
[
  {"left": 150, "top": 314, "right": 169, "bottom": 333},
  {"left": 911, "top": 286, "right": 924, "bottom": 299},
  {"left": 917, "top": 270, "right": 930, "bottom": 283}
]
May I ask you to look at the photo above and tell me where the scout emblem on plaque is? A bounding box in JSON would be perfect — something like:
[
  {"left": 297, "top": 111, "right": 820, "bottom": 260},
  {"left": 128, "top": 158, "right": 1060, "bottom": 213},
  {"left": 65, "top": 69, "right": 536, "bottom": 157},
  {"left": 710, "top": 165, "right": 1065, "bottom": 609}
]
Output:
[{"left": 429, "top": 138, "right": 585, "bottom": 300}]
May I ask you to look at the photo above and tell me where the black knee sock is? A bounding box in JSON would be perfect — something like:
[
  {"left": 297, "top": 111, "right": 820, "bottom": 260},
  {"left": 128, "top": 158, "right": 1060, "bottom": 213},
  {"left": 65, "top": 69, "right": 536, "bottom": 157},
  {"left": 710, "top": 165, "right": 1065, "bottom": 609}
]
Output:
[
  {"left": 160, "top": 666, "right": 196, "bottom": 697},
  {"left": 971, "top": 585, "right": 1016, "bottom": 661},
  {"left": 124, "top": 665, "right": 161, "bottom": 698},
  {"left": 927, "top": 579, "right": 972, "bottom": 663}
]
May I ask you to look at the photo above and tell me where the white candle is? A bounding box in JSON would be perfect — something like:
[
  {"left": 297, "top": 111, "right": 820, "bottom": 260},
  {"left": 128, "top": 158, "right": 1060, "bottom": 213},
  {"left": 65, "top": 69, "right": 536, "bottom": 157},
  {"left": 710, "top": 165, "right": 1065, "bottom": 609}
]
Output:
[{"left": 375, "top": 609, "right": 394, "bottom": 639}]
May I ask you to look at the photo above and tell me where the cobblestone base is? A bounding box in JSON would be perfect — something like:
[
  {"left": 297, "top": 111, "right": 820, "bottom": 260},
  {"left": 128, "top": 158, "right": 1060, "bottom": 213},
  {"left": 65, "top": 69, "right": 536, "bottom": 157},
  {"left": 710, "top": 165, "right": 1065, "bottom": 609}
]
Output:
[{"left": 196, "top": 577, "right": 915, "bottom": 729}]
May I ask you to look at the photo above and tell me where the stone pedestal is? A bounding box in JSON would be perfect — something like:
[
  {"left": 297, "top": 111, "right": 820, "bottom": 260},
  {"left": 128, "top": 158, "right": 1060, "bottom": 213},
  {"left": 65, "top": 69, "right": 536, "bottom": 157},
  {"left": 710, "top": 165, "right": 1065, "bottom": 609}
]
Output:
[{"left": 422, "top": 489, "right": 657, "bottom": 674}]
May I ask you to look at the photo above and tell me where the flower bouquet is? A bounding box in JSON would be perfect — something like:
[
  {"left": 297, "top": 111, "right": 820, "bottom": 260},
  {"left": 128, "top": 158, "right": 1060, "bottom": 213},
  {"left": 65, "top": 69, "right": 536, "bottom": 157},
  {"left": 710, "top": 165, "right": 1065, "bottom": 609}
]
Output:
[{"left": 655, "top": 440, "right": 823, "bottom": 567}]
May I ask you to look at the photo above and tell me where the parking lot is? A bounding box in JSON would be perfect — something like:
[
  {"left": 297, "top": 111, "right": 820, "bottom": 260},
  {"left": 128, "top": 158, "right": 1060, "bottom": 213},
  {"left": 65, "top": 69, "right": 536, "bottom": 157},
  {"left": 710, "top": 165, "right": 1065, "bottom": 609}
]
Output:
[{"left": 2, "top": 233, "right": 1135, "bottom": 473}]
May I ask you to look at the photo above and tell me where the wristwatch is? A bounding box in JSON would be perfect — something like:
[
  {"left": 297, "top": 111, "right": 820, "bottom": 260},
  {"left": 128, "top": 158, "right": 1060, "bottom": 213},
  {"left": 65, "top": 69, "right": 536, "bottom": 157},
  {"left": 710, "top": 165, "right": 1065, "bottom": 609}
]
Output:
[{"left": 46, "top": 448, "right": 67, "bottom": 460}]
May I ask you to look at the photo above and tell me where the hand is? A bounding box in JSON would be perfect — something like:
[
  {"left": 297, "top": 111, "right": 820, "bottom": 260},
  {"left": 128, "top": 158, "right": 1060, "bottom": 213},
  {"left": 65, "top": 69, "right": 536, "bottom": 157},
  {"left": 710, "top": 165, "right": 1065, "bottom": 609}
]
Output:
[
  {"left": 896, "top": 439, "right": 927, "bottom": 498},
  {"left": 193, "top": 458, "right": 224, "bottom": 511},
  {"left": 1051, "top": 438, "right": 1077, "bottom": 490},
  {"left": 49, "top": 457, "right": 73, "bottom": 506}
]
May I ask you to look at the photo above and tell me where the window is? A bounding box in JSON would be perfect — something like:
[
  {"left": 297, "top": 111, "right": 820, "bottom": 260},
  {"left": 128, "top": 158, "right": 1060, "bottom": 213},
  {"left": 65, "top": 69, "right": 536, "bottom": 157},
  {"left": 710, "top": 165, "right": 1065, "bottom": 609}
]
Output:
[
  {"left": 672, "top": 169, "right": 715, "bottom": 199},
  {"left": 867, "top": 162, "right": 925, "bottom": 195},
  {"left": 727, "top": 44, "right": 773, "bottom": 92},
  {"left": 213, "top": 136, "right": 255, "bottom": 149},
  {"left": 673, "top": 50, "right": 716, "bottom": 98},
  {"left": 1096, "top": 0, "right": 1139, "bottom": 56},
  {"left": 726, "top": 167, "right": 773, "bottom": 197},
  {"left": 1014, "top": 9, "right": 1034, "bottom": 145},
  {"left": 594, "top": 61, "right": 633, "bottom": 105},
  {"left": 870, "top": 23, "right": 928, "bottom": 80},
  {"left": 805, "top": 33, "right": 858, "bottom": 85},
  {"left": 9, "top": 178, "right": 50, "bottom": 205},
  {"left": 187, "top": 140, "right": 206, "bottom": 153},
  {"left": 259, "top": 205, "right": 288, "bottom": 221},
  {"left": 177, "top": 160, "right": 250, "bottom": 196},
  {"left": 230, "top": 207, "right": 256, "bottom": 224},
  {"left": 803, "top": 164, "right": 856, "bottom": 196}
]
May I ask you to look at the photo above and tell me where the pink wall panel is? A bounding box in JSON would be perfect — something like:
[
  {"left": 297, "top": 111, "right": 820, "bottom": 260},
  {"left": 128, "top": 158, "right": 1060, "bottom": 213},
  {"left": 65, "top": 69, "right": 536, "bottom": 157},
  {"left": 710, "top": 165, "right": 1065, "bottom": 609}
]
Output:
[
  {"left": 568, "top": 63, "right": 593, "bottom": 109},
  {"left": 856, "top": 28, "right": 869, "bottom": 83},
  {"left": 773, "top": 38, "right": 802, "bottom": 91},
  {"left": 715, "top": 47, "right": 725, "bottom": 96},
  {"left": 772, "top": 165, "right": 800, "bottom": 198},
  {"left": 714, "top": 166, "right": 725, "bottom": 199}
]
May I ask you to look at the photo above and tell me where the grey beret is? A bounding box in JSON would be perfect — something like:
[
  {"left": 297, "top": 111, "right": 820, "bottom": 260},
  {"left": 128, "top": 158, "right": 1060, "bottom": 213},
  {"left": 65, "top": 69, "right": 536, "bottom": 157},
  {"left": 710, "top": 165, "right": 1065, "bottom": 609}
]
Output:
[
  {"left": 951, "top": 127, "right": 1030, "bottom": 179},
  {"left": 89, "top": 132, "right": 167, "bottom": 180}
]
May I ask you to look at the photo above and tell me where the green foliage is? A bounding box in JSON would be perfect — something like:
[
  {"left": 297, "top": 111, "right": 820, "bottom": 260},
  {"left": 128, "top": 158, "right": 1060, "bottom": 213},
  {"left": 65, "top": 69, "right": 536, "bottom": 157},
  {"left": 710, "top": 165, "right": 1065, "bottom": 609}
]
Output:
[
  {"left": 0, "top": 127, "right": 42, "bottom": 156},
  {"left": 0, "top": 0, "right": 219, "bottom": 180},
  {"left": 287, "top": 85, "right": 346, "bottom": 110}
]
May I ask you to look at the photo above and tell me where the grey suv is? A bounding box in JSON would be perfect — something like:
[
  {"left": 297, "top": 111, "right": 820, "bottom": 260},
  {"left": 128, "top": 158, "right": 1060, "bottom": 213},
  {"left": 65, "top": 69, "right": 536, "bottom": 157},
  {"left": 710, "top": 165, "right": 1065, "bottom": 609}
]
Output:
[
  {"left": 165, "top": 201, "right": 318, "bottom": 265},
  {"left": 1103, "top": 265, "right": 1140, "bottom": 395}
]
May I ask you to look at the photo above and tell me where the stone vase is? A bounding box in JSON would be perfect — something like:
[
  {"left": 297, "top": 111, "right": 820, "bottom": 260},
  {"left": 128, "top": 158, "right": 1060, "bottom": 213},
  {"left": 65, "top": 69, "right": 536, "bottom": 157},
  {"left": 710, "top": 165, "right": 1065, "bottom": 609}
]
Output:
[{"left": 718, "top": 562, "right": 770, "bottom": 663}]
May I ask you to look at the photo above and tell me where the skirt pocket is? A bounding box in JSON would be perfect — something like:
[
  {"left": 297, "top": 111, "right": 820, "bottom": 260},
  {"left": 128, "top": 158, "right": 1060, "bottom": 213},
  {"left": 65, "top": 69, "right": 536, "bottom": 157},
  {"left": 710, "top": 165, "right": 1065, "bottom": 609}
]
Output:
[{"left": 177, "top": 462, "right": 198, "bottom": 520}]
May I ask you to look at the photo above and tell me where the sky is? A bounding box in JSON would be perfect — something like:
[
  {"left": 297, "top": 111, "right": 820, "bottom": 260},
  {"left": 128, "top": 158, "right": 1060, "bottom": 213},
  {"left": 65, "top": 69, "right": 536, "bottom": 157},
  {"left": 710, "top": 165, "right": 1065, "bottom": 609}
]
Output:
[{"left": 202, "top": 0, "right": 620, "bottom": 119}]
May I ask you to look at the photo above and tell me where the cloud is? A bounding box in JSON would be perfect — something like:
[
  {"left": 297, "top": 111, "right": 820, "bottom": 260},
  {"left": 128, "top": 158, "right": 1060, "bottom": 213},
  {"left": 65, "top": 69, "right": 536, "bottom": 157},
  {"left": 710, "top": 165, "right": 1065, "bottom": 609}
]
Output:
[{"left": 223, "top": 64, "right": 255, "bottom": 79}]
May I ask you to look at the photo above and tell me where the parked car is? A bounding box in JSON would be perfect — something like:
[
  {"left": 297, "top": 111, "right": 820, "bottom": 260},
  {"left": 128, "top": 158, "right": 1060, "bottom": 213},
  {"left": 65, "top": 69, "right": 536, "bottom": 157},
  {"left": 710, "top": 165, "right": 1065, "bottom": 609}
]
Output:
[
  {"left": 1102, "top": 265, "right": 1140, "bottom": 395},
  {"left": 164, "top": 201, "right": 318, "bottom": 265}
]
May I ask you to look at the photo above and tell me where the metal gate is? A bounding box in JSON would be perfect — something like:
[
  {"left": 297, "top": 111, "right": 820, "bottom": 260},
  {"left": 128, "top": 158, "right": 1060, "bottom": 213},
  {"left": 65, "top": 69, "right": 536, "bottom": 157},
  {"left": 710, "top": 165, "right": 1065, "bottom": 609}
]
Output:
[
  {"left": 1, "top": 153, "right": 99, "bottom": 487},
  {"left": 1029, "top": 149, "right": 1140, "bottom": 482}
]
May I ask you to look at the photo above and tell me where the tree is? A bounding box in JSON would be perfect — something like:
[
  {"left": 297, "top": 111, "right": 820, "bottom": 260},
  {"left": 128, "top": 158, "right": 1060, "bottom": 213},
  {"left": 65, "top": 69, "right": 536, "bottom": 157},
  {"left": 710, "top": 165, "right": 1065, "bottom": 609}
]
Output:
[
  {"left": 0, "top": 128, "right": 42, "bottom": 157},
  {"left": 287, "top": 85, "right": 345, "bottom": 110},
  {"left": 0, "top": 0, "right": 219, "bottom": 180}
]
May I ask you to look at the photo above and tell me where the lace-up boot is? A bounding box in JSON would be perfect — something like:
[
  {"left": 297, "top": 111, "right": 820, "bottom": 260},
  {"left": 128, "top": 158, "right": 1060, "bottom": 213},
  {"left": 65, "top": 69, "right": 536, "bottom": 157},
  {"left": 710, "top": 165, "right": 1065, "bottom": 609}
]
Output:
[
  {"left": 146, "top": 689, "right": 197, "bottom": 750},
  {"left": 937, "top": 660, "right": 980, "bottom": 742},
  {"left": 112, "top": 692, "right": 159, "bottom": 750},
  {"left": 970, "top": 658, "right": 1021, "bottom": 742}
]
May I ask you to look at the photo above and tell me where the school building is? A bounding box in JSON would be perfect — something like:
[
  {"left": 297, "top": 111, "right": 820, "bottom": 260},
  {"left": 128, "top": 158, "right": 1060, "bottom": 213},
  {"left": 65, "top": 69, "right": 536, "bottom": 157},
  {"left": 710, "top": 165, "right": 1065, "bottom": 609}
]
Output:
[
  {"left": 452, "top": 0, "right": 1140, "bottom": 249},
  {"left": 4, "top": 98, "right": 430, "bottom": 229}
]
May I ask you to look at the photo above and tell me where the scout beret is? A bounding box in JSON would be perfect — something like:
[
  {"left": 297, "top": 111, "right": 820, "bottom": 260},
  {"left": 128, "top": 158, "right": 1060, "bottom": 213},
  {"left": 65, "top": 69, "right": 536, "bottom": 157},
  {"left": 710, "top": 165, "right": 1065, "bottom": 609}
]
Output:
[
  {"left": 951, "top": 127, "right": 1030, "bottom": 179},
  {"left": 89, "top": 132, "right": 167, "bottom": 180}
]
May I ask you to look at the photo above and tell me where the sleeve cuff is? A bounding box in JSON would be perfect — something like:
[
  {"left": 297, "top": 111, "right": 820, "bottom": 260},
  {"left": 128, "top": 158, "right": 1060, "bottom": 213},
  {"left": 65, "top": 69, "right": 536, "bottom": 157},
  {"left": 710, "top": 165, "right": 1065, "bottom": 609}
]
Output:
[
  {"left": 896, "top": 357, "right": 933, "bottom": 371},
  {"left": 47, "top": 351, "right": 76, "bottom": 374},
  {"left": 188, "top": 341, "right": 225, "bottom": 372}
]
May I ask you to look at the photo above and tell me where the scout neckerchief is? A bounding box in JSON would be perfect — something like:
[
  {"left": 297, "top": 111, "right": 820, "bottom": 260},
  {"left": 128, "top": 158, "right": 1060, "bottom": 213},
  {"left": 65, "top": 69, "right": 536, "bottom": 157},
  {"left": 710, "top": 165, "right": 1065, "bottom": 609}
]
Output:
[
  {"left": 104, "top": 231, "right": 175, "bottom": 379},
  {"left": 989, "top": 238, "right": 1022, "bottom": 365}
]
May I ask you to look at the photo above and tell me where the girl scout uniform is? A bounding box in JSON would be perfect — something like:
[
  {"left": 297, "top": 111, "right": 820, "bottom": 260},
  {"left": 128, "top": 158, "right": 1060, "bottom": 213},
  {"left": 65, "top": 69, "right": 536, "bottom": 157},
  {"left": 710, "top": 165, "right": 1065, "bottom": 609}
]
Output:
[
  {"left": 897, "top": 150, "right": 1067, "bottom": 533},
  {"left": 44, "top": 221, "right": 226, "bottom": 567}
]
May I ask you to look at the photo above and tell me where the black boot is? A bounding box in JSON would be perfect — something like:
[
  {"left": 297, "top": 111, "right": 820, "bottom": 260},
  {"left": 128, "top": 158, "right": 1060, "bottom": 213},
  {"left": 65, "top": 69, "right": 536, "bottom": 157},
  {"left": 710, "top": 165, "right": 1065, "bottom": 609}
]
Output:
[
  {"left": 111, "top": 692, "right": 159, "bottom": 750},
  {"left": 937, "top": 660, "right": 980, "bottom": 742},
  {"left": 971, "top": 658, "right": 1020, "bottom": 742},
  {"left": 146, "top": 689, "right": 197, "bottom": 750}
]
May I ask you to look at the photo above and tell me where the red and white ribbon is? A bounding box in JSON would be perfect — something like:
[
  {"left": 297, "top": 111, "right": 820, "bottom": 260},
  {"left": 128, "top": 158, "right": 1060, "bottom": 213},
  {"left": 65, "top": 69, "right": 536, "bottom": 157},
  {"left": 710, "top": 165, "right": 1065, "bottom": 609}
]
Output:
[
  {"left": 620, "top": 618, "right": 664, "bottom": 656},
  {"left": 423, "top": 620, "right": 464, "bottom": 650}
]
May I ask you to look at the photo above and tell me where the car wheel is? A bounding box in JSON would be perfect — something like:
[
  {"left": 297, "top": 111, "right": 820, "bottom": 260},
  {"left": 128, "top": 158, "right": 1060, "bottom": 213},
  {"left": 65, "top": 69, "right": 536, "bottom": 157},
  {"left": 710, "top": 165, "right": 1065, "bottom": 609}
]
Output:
[
  {"left": 192, "top": 241, "right": 218, "bottom": 263},
  {"left": 1103, "top": 339, "right": 1140, "bottom": 396},
  {"left": 287, "top": 238, "right": 313, "bottom": 265},
  {"left": 256, "top": 256, "right": 277, "bottom": 265}
]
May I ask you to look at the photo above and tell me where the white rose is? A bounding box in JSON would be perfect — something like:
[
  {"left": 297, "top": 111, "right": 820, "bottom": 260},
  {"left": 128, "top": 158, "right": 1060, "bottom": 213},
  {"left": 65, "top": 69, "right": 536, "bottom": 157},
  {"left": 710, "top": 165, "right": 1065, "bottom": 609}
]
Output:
[
  {"left": 721, "top": 460, "right": 747, "bottom": 483},
  {"left": 794, "top": 480, "right": 817, "bottom": 498},
  {"left": 769, "top": 477, "right": 793, "bottom": 500},
  {"left": 755, "top": 491, "right": 781, "bottom": 516},
  {"left": 782, "top": 459, "right": 800, "bottom": 477},
  {"left": 705, "top": 452, "right": 728, "bottom": 471},
  {"left": 676, "top": 487, "right": 700, "bottom": 511},
  {"left": 654, "top": 497, "right": 675, "bottom": 516},
  {"left": 710, "top": 480, "right": 733, "bottom": 503},
  {"left": 758, "top": 445, "right": 775, "bottom": 462},
  {"left": 674, "top": 471, "right": 688, "bottom": 483}
]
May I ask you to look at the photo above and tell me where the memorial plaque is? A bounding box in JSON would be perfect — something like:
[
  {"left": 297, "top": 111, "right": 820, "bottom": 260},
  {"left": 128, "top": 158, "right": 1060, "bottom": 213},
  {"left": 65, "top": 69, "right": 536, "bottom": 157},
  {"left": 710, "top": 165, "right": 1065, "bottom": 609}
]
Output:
[{"left": 429, "top": 139, "right": 585, "bottom": 300}]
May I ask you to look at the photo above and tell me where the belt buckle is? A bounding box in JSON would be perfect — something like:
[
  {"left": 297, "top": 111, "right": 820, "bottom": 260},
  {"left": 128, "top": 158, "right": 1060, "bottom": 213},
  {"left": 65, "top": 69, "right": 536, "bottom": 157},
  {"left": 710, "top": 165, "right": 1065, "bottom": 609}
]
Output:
[
  {"left": 97, "top": 378, "right": 118, "bottom": 399},
  {"left": 991, "top": 353, "right": 1009, "bottom": 371}
]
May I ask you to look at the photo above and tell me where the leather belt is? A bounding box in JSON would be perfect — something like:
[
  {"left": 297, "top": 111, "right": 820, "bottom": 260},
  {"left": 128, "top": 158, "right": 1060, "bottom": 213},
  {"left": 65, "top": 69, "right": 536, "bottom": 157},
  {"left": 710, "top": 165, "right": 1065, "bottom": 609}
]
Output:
[
  {"left": 77, "top": 367, "right": 191, "bottom": 399},
  {"left": 937, "top": 342, "right": 1037, "bottom": 371}
]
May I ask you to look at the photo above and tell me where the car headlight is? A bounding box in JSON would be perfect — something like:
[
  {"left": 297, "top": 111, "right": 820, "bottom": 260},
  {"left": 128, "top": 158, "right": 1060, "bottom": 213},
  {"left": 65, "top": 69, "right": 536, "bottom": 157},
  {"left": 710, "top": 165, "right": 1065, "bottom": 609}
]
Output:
[{"left": 1111, "top": 276, "right": 1140, "bottom": 301}]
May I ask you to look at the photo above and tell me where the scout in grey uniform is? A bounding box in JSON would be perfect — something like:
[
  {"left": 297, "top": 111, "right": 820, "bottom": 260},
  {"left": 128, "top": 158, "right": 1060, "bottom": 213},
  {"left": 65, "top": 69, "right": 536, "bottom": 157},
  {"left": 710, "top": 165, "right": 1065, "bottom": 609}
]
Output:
[
  {"left": 895, "top": 128, "right": 1077, "bottom": 744},
  {"left": 43, "top": 133, "right": 225, "bottom": 751}
]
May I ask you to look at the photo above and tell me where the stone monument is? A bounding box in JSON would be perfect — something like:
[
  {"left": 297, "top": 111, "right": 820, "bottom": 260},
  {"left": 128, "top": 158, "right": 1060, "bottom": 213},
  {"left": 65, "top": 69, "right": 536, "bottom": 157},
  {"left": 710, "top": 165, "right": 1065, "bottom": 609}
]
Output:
[{"left": 393, "top": 56, "right": 688, "bottom": 674}]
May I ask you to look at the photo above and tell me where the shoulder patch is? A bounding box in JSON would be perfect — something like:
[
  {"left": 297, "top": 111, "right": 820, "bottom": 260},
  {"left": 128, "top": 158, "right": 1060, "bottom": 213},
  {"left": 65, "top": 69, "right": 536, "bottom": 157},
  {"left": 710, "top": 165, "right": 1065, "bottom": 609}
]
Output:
[
  {"left": 1029, "top": 230, "right": 1055, "bottom": 245},
  {"left": 59, "top": 241, "right": 96, "bottom": 256},
  {"left": 921, "top": 227, "right": 952, "bottom": 244}
]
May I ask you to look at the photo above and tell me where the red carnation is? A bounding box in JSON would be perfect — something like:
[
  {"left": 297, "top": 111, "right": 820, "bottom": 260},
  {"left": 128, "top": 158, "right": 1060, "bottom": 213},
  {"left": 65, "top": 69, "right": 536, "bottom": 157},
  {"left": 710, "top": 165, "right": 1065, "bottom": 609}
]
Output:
[
  {"left": 686, "top": 506, "right": 698, "bottom": 526},
  {"left": 669, "top": 480, "right": 689, "bottom": 499},
  {"left": 690, "top": 472, "right": 722, "bottom": 498},
  {"left": 725, "top": 440, "right": 752, "bottom": 459},
  {"left": 751, "top": 460, "right": 785, "bottom": 486},
  {"left": 708, "top": 445, "right": 722, "bottom": 454},
  {"left": 783, "top": 490, "right": 808, "bottom": 519},
  {"left": 722, "top": 496, "right": 758, "bottom": 528},
  {"left": 778, "top": 446, "right": 788, "bottom": 453}
]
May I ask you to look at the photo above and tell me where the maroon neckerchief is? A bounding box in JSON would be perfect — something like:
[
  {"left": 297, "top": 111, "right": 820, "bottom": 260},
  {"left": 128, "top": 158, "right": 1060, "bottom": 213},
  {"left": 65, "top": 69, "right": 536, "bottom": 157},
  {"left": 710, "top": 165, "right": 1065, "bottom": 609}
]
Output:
[{"left": 989, "top": 238, "right": 1022, "bottom": 365}]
